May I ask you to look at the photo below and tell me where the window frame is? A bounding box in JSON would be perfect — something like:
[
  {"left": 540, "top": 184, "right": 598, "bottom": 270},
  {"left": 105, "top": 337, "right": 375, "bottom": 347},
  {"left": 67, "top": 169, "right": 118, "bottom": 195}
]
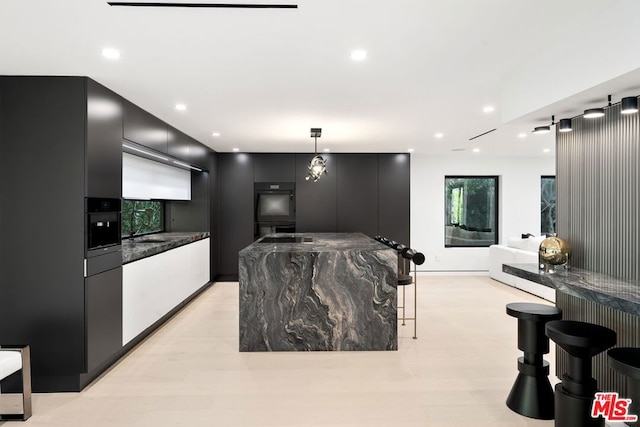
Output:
[{"left": 444, "top": 175, "right": 499, "bottom": 248}]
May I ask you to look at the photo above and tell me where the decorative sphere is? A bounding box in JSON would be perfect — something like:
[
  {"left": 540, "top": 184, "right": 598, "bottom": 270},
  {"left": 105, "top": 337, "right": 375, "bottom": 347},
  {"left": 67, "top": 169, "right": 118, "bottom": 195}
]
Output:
[{"left": 539, "top": 237, "right": 572, "bottom": 266}]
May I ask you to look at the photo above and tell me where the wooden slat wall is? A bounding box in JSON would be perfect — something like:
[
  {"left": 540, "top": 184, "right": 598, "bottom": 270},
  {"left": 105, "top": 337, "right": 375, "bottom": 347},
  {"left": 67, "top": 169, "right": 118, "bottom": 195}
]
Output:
[{"left": 555, "top": 99, "right": 640, "bottom": 395}]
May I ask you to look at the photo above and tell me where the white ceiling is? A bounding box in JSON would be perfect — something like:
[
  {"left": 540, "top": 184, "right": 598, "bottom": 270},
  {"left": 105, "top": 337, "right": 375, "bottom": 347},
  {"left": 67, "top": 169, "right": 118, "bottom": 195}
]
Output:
[{"left": 0, "top": 1, "right": 636, "bottom": 156}]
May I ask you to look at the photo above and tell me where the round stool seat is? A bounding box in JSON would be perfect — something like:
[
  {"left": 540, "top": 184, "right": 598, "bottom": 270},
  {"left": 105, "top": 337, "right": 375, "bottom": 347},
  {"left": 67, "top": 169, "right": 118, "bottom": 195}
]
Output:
[
  {"left": 608, "top": 348, "right": 640, "bottom": 379},
  {"left": 398, "top": 274, "right": 412, "bottom": 286},
  {"left": 546, "top": 320, "right": 616, "bottom": 358},
  {"left": 506, "top": 302, "right": 562, "bottom": 322}
]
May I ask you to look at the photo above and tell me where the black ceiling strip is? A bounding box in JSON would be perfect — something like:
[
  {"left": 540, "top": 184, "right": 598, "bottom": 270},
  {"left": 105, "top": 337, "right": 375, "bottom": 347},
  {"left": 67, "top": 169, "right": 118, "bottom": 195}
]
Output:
[
  {"left": 468, "top": 128, "right": 497, "bottom": 141},
  {"left": 107, "top": 2, "right": 298, "bottom": 8}
]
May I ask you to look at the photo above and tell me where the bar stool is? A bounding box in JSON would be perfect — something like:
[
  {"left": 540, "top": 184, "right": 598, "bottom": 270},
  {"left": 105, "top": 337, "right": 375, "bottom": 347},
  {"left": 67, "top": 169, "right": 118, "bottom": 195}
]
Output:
[
  {"left": 505, "top": 302, "right": 562, "bottom": 419},
  {"left": 546, "top": 320, "right": 617, "bottom": 427},
  {"left": 608, "top": 347, "right": 640, "bottom": 424},
  {"left": 397, "top": 247, "right": 424, "bottom": 339}
]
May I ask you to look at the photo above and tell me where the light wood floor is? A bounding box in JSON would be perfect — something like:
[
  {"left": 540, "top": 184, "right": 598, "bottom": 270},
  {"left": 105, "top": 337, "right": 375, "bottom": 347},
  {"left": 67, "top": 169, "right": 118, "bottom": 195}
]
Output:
[{"left": 1, "top": 275, "right": 560, "bottom": 426}]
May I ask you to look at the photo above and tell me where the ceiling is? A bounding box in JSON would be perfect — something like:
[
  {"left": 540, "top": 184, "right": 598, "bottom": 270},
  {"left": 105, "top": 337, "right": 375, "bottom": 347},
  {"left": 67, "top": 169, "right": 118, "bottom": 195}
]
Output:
[{"left": 0, "top": 1, "right": 635, "bottom": 156}]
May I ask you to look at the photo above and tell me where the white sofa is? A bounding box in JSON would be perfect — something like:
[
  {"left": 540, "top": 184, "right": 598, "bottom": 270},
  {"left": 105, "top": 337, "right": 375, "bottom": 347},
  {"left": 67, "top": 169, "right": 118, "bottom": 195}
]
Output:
[{"left": 489, "top": 236, "right": 556, "bottom": 302}]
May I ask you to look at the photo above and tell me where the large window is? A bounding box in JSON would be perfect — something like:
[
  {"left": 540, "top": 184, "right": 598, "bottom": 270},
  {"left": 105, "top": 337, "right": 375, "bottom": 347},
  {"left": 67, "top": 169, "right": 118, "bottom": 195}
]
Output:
[
  {"left": 541, "top": 176, "right": 556, "bottom": 236},
  {"left": 122, "top": 199, "right": 164, "bottom": 239},
  {"left": 445, "top": 176, "right": 498, "bottom": 247}
]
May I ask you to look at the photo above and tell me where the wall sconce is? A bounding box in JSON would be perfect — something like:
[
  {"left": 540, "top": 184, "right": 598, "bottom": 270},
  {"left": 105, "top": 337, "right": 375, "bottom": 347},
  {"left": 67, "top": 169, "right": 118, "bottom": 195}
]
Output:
[
  {"left": 621, "top": 97, "right": 639, "bottom": 114},
  {"left": 558, "top": 118, "right": 573, "bottom": 132}
]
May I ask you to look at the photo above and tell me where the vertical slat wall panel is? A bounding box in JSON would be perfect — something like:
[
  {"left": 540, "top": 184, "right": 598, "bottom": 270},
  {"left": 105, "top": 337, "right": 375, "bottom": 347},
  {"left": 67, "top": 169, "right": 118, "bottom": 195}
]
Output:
[
  {"left": 555, "top": 99, "right": 640, "bottom": 397},
  {"left": 557, "top": 102, "right": 640, "bottom": 280}
]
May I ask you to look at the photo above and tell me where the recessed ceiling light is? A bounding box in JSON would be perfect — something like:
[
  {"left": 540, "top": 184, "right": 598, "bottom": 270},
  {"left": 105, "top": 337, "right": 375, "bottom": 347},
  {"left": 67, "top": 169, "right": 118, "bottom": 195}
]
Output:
[
  {"left": 101, "top": 48, "right": 121, "bottom": 60},
  {"left": 435, "top": 132, "right": 444, "bottom": 138},
  {"left": 543, "top": 148, "right": 551, "bottom": 153},
  {"left": 472, "top": 148, "right": 480, "bottom": 153},
  {"left": 232, "top": 148, "right": 240, "bottom": 152},
  {"left": 211, "top": 132, "right": 221, "bottom": 137},
  {"left": 323, "top": 148, "right": 330, "bottom": 152},
  {"left": 350, "top": 49, "right": 367, "bottom": 61},
  {"left": 483, "top": 105, "right": 495, "bottom": 113},
  {"left": 174, "top": 103, "right": 187, "bottom": 111},
  {"left": 407, "top": 148, "right": 414, "bottom": 153},
  {"left": 518, "top": 133, "right": 527, "bottom": 138}
]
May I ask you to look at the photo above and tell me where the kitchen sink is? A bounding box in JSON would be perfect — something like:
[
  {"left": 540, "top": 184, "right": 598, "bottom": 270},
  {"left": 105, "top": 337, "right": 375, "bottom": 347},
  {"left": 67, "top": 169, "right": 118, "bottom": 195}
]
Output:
[{"left": 259, "top": 236, "right": 313, "bottom": 244}]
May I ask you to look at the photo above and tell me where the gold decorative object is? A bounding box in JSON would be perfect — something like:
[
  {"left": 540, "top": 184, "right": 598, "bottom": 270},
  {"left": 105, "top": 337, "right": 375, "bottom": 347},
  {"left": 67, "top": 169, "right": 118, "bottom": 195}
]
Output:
[{"left": 539, "top": 236, "right": 572, "bottom": 272}]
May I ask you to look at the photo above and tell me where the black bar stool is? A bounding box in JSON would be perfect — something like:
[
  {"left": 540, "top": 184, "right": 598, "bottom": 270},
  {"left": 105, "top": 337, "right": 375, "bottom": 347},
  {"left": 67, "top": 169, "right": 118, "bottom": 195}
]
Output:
[
  {"left": 505, "top": 302, "right": 562, "bottom": 419},
  {"left": 608, "top": 347, "right": 640, "bottom": 424},
  {"left": 546, "top": 320, "right": 617, "bottom": 427}
]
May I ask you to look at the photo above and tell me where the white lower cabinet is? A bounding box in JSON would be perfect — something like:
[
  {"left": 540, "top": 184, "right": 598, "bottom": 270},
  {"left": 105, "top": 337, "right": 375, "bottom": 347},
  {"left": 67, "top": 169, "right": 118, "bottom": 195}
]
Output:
[{"left": 122, "top": 238, "right": 210, "bottom": 345}]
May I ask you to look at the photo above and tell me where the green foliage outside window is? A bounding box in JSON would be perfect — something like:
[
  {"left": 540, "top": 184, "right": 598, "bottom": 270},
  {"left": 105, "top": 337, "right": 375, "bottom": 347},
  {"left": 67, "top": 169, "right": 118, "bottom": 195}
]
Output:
[
  {"left": 445, "top": 176, "right": 498, "bottom": 247},
  {"left": 122, "top": 199, "right": 164, "bottom": 238}
]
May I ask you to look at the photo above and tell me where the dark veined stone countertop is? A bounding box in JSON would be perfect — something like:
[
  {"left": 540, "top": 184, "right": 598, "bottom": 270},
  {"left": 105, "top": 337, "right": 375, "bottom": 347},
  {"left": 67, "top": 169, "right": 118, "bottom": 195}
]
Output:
[
  {"left": 122, "top": 231, "right": 210, "bottom": 264},
  {"left": 503, "top": 263, "right": 640, "bottom": 316}
]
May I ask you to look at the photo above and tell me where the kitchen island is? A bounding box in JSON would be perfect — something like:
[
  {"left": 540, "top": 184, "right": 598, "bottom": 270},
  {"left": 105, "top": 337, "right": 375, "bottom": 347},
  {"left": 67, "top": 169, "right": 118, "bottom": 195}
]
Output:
[{"left": 239, "top": 233, "right": 398, "bottom": 351}]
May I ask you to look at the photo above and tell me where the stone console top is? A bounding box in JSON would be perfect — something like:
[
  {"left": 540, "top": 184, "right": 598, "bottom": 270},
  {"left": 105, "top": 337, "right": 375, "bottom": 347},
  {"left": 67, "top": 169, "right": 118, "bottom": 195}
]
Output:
[
  {"left": 240, "top": 232, "right": 391, "bottom": 253},
  {"left": 503, "top": 263, "right": 640, "bottom": 316},
  {"left": 122, "top": 231, "right": 210, "bottom": 264}
]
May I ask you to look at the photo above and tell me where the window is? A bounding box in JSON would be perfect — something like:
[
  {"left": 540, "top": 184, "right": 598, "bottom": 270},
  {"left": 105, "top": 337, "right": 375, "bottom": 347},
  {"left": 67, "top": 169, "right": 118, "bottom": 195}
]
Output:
[
  {"left": 122, "top": 199, "right": 164, "bottom": 238},
  {"left": 445, "top": 176, "right": 498, "bottom": 247},
  {"left": 541, "top": 176, "right": 556, "bottom": 236}
]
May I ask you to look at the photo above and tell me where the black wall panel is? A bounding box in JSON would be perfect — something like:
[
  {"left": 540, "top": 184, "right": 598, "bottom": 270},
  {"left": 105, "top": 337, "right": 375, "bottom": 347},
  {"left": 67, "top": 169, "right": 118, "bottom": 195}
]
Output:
[
  {"left": 336, "top": 154, "right": 379, "bottom": 237},
  {"left": 295, "top": 153, "right": 337, "bottom": 232},
  {"left": 209, "top": 152, "right": 219, "bottom": 280},
  {"left": 378, "top": 153, "right": 410, "bottom": 245},
  {"left": 253, "top": 153, "right": 296, "bottom": 182},
  {"left": 86, "top": 78, "right": 123, "bottom": 198},
  {"left": 218, "top": 153, "right": 254, "bottom": 278}
]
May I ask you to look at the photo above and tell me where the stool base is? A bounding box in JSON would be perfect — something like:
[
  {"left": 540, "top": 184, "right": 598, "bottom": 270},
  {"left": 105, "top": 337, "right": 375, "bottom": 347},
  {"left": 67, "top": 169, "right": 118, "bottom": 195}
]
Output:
[
  {"left": 506, "top": 371, "right": 554, "bottom": 419},
  {"left": 555, "top": 383, "right": 603, "bottom": 427}
]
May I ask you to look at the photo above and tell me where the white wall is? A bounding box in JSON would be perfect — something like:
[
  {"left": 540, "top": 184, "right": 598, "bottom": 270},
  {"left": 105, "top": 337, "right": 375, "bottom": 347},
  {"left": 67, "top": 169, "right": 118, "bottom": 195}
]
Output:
[{"left": 410, "top": 154, "right": 555, "bottom": 271}]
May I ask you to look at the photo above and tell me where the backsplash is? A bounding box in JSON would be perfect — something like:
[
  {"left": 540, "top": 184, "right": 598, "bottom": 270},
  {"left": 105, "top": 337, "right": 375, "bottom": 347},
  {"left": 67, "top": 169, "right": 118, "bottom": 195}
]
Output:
[{"left": 122, "top": 199, "right": 164, "bottom": 238}]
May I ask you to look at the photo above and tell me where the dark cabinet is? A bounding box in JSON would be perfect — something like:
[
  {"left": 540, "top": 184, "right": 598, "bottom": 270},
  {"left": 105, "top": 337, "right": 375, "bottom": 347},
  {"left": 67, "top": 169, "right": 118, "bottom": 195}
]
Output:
[
  {"left": 253, "top": 153, "right": 296, "bottom": 182},
  {"left": 123, "top": 100, "right": 168, "bottom": 154},
  {"left": 218, "top": 153, "right": 254, "bottom": 279},
  {"left": 168, "top": 126, "right": 210, "bottom": 170},
  {"left": 295, "top": 153, "right": 337, "bottom": 232},
  {"left": 85, "top": 267, "right": 123, "bottom": 373},
  {"left": 86, "top": 79, "right": 123, "bottom": 198},
  {"left": 167, "top": 126, "right": 190, "bottom": 160},
  {"left": 378, "top": 154, "right": 410, "bottom": 245},
  {"left": 336, "top": 154, "right": 379, "bottom": 237},
  {"left": 0, "top": 76, "right": 123, "bottom": 392}
]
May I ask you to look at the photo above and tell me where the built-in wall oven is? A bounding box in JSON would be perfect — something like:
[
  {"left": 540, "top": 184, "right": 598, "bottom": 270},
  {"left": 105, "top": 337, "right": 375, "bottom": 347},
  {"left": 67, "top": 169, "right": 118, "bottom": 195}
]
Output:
[{"left": 85, "top": 198, "right": 122, "bottom": 276}]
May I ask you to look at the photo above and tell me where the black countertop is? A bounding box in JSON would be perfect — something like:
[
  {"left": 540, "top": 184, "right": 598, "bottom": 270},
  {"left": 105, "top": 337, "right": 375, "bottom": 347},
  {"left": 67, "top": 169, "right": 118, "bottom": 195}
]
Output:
[
  {"left": 240, "top": 232, "right": 390, "bottom": 254},
  {"left": 503, "top": 263, "right": 640, "bottom": 316},
  {"left": 122, "top": 231, "right": 210, "bottom": 264}
]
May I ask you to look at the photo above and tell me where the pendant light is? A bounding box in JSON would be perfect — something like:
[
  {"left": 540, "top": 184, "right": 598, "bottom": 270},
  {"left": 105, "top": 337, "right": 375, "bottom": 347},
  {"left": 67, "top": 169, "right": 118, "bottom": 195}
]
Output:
[
  {"left": 558, "top": 118, "right": 573, "bottom": 132},
  {"left": 306, "top": 128, "right": 327, "bottom": 182},
  {"left": 621, "top": 97, "right": 639, "bottom": 114},
  {"left": 584, "top": 95, "right": 610, "bottom": 119}
]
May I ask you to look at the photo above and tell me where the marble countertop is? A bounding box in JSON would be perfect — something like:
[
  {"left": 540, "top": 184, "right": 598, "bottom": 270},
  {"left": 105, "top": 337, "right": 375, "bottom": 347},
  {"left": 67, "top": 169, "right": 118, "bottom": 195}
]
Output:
[
  {"left": 503, "top": 263, "right": 640, "bottom": 316},
  {"left": 122, "top": 231, "right": 210, "bottom": 264},
  {"left": 239, "top": 232, "right": 390, "bottom": 254}
]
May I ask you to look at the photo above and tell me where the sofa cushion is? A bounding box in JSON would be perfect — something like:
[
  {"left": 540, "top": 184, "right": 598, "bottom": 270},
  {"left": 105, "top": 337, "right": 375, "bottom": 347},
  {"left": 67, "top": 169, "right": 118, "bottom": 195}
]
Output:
[
  {"left": 0, "top": 350, "right": 21, "bottom": 379},
  {"left": 507, "top": 235, "right": 546, "bottom": 252}
]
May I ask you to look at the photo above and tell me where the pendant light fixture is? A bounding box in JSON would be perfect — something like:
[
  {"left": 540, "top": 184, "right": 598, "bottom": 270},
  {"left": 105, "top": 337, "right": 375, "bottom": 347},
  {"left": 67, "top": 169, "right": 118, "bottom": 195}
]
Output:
[
  {"left": 584, "top": 95, "right": 610, "bottom": 119},
  {"left": 621, "top": 96, "right": 639, "bottom": 114},
  {"left": 533, "top": 116, "right": 554, "bottom": 134},
  {"left": 558, "top": 118, "right": 573, "bottom": 132},
  {"left": 306, "top": 128, "right": 327, "bottom": 182}
]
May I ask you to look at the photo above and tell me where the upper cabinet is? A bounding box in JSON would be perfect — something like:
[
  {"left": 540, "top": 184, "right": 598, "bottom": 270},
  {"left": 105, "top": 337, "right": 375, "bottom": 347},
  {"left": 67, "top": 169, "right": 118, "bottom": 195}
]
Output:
[
  {"left": 123, "top": 100, "right": 168, "bottom": 154},
  {"left": 86, "top": 79, "right": 123, "bottom": 198},
  {"left": 167, "top": 127, "right": 209, "bottom": 170}
]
